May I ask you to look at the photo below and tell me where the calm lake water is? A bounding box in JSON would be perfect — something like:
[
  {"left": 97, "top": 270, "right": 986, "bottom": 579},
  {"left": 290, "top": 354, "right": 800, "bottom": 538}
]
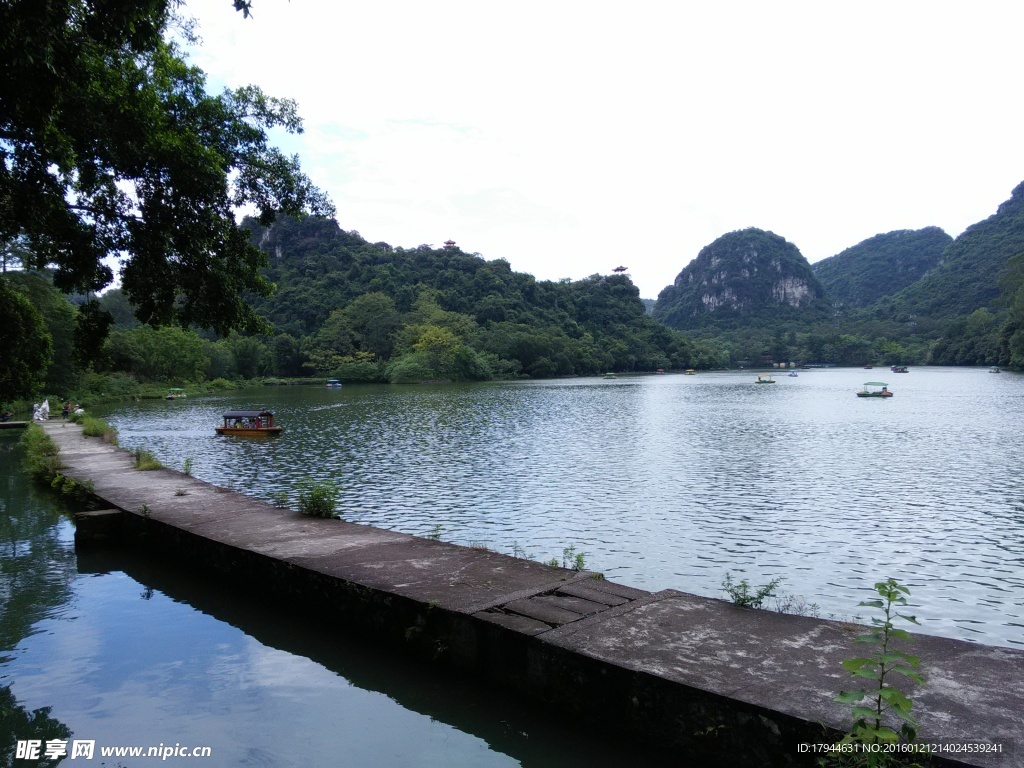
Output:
[
  {"left": 0, "top": 435, "right": 672, "bottom": 767},
  {"left": 3, "top": 366, "right": 1022, "bottom": 765},
  {"left": 99, "top": 367, "right": 1024, "bottom": 648}
]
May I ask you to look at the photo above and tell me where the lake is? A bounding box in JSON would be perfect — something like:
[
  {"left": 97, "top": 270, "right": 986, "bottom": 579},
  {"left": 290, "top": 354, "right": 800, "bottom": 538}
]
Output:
[
  {"left": 98, "top": 366, "right": 1024, "bottom": 648},
  {"left": 0, "top": 434, "right": 673, "bottom": 767}
]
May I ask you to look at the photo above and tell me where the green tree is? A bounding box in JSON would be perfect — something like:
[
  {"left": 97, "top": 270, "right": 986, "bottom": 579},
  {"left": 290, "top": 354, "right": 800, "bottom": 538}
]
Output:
[
  {"left": 306, "top": 309, "right": 357, "bottom": 373},
  {"left": 204, "top": 339, "right": 235, "bottom": 380},
  {"left": 343, "top": 292, "right": 401, "bottom": 358},
  {"left": 271, "top": 333, "right": 307, "bottom": 377},
  {"left": 5, "top": 272, "right": 79, "bottom": 394},
  {"left": 0, "top": 277, "right": 52, "bottom": 404},
  {"left": 103, "top": 325, "right": 208, "bottom": 382},
  {"left": 0, "top": 0, "right": 333, "bottom": 338},
  {"left": 226, "top": 334, "right": 272, "bottom": 379}
]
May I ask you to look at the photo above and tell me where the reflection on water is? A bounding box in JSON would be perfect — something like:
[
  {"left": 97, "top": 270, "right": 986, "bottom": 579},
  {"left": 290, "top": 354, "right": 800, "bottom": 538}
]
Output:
[
  {"left": 0, "top": 435, "right": 678, "bottom": 767},
  {"left": 102, "top": 367, "right": 1024, "bottom": 648}
]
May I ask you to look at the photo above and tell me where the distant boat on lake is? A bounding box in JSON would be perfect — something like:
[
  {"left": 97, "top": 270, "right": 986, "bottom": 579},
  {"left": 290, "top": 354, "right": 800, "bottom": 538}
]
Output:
[{"left": 755, "top": 374, "right": 775, "bottom": 384}]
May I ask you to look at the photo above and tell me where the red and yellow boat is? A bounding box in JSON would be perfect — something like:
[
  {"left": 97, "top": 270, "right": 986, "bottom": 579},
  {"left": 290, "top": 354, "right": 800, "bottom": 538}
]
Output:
[{"left": 215, "top": 409, "right": 283, "bottom": 436}]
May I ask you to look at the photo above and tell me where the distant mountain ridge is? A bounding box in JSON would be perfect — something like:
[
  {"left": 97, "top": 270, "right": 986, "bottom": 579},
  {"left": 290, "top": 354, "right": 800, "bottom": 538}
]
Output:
[{"left": 652, "top": 182, "right": 1024, "bottom": 347}]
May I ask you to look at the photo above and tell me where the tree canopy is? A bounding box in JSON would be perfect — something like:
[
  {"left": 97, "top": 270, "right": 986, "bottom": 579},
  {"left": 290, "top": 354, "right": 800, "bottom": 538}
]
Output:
[
  {"left": 0, "top": 277, "right": 52, "bottom": 406},
  {"left": 0, "top": 0, "right": 333, "bottom": 336}
]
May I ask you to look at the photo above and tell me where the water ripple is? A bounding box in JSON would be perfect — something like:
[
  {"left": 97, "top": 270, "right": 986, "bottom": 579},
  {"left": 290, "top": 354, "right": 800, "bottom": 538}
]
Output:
[{"left": 101, "top": 368, "right": 1024, "bottom": 648}]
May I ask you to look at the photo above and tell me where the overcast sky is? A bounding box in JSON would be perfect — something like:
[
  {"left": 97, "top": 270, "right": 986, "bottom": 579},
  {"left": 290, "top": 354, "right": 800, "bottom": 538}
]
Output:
[{"left": 184, "top": 0, "right": 1024, "bottom": 298}]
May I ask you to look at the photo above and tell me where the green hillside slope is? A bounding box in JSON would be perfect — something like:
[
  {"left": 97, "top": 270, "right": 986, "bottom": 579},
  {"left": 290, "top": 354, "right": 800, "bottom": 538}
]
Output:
[
  {"left": 812, "top": 227, "right": 950, "bottom": 308},
  {"left": 243, "top": 217, "right": 717, "bottom": 377},
  {"left": 874, "top": 182, "right": 1024, "bottom": 322}
]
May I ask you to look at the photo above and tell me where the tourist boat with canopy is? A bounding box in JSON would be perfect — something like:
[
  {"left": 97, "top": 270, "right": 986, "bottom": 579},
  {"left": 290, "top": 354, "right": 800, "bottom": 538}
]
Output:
[
  {"left": 856, "top": 382, "right": 893, "bottom": 398},
  {"left": 755, "top": 374, "right": 775, "bottom": 384},
  {"left": 215, "top": 409, "right": 283, "bottom": 436}
]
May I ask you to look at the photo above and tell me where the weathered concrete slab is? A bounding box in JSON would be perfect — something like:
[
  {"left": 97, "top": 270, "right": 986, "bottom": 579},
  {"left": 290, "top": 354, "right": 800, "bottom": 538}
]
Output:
[
  {"left": 474, "top": 610, "right": 552, "bottom": 636},
  {"left": 556, "top": 581, "right": 632, "bottom": 606},
  {"left": 38, "top": 422, "right": 1024, "bottom": 767},
  {"left": 503, "top": 597, "right": 585, "bottom": 626}
]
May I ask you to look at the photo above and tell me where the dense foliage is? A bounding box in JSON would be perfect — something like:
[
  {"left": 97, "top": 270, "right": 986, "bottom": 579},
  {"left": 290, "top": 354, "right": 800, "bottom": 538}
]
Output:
[
  {"left": 874, "top": 182, "right": 1024, "bottom": 325},
  {"left": 245, "top": 217, "right": 718, "bottom": 380},
  {"left": 0, "top": 276, "right": 52, "bottom": 406},
  {"left": 812, "top": 227, "right": 950, "bottom": 308},
  {"left": 0, "top": 217, "right": 717, "bottom": 401},
  {"left": 0, "top": 0, "right": 333, "bottom": 337}
]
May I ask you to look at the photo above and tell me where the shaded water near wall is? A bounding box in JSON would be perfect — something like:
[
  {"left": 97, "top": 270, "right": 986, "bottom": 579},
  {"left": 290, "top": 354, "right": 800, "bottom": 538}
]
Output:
[
  {"left": 101, "top": 367, "right": 1024, "bottom": 649},
  {"left": 0, "top": 434, "right": 676, "bottom": 766}
]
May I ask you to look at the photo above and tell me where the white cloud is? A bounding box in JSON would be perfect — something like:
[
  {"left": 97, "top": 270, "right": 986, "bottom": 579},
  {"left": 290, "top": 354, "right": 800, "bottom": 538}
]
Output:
[{"left": 183, "top": 0, "right": 1024, "bottom": 296}]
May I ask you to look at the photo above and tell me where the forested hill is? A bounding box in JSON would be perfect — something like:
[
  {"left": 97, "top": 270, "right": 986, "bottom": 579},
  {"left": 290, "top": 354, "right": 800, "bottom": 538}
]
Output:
[
  {"left": 812, "top": 227, "right": 950, "bottom": 308},
  {"left": 872, "top": 181, "right": 1024, "bottom": 323},
  {"left": 242, "top": 216, "right": 718, "bottom": 379},
  {"left": 652, "top": 228, "right": 830, "bottom": 331}
]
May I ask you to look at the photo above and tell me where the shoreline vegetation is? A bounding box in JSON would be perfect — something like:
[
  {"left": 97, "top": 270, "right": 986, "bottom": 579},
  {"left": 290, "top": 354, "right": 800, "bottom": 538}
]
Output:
[{"left": 2, "top": 374, "right": 319, "bottom": 420}]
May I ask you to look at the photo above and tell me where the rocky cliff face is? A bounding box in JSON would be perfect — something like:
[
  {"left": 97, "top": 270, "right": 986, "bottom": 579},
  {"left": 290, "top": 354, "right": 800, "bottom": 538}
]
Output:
[{"left": 654, "top": 228, "right": 827, "bottom": 330}]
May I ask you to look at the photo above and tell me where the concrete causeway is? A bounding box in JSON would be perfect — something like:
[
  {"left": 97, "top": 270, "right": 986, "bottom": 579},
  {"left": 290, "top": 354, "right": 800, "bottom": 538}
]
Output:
[{"left": 40, "top": 421, "right": 1024, "bottom": 767}]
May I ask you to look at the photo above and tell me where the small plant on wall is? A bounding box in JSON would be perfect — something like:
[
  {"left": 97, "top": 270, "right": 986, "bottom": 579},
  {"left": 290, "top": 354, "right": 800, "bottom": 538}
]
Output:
[
  {"left": 721, "top": 572, "right": 781, "bottom": 609},
  {"left": 832, "top": 578, "right": 925, "bottom": 766},
  {"left": 297, "top": 479, "right": 339, "bottom": 518}
]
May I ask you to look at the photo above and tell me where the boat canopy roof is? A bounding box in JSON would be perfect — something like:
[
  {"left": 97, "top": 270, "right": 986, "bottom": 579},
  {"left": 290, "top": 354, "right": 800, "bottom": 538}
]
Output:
[
  {"left": 222, "top": 410, "right": 273, "bottom": 419},
  {"left": 863, "top": 382, "right": 888, "bottom": 386}
]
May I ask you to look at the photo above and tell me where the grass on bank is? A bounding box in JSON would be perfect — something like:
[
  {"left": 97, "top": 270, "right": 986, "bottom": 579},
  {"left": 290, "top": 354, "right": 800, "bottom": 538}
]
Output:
[
  {"left": 19, "top": 423, "right": 63, "bottom": 481},
  {"left": 131, "top": 448, "right": 164, "bottom": 471},
  {"left": 72, "top": 413, "right": 119, "bottom": 444}
]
